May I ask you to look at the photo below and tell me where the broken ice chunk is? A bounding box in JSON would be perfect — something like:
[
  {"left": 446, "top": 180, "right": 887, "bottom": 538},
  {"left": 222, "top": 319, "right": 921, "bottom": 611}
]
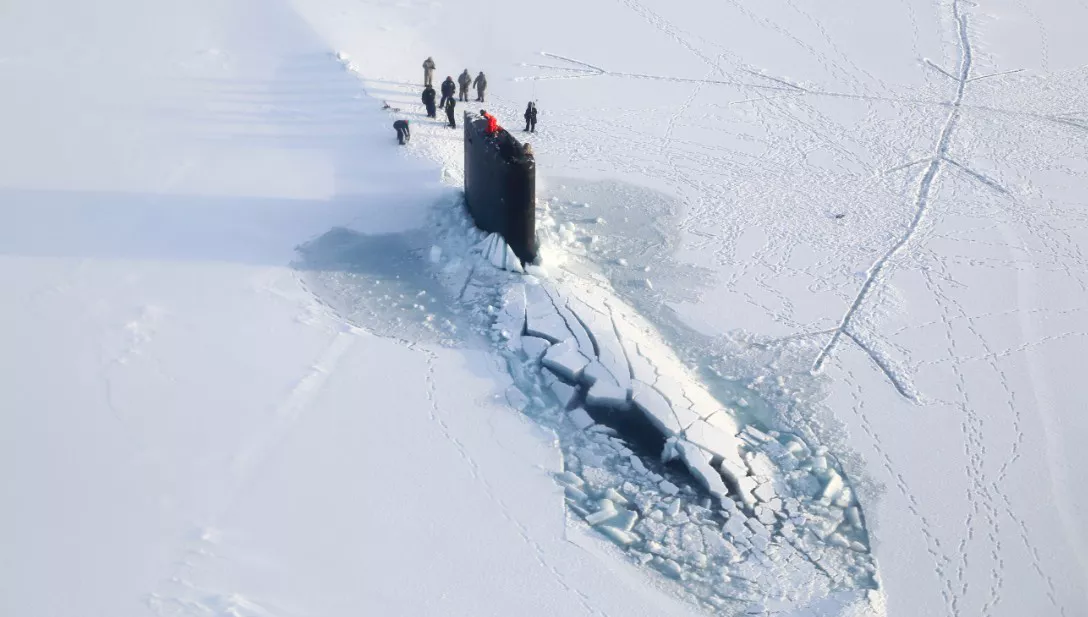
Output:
[
  {"left": 742, "top": 425, "right": 770, "bottom": 443},
  {"left": 700, "top": 526, "right": 731, "bottom": 559},
  {"left": 746, "top": 517, "right": 771, "bottom": 538},
  {"left": 720, "top": 496, "right": 739, "bottom": 513},
  {"left": 580, "top": 449, "right": 606, "bottom": 467},
  {"left": 834, "top": 486, "right": 853, "bottom": 508},
  {"left": 675, "top": 440, "right": 729, "bottom": 498},
  {"left": 566, "top": 294, "right": 632, "bottom": 390},
  {"left": 586, "top": 379, "right": 629, "bottom": 409},
  {"left": 821, "top": 469, "right": 845, "bottom": 502},
  {"left": 542, "top": 340, "right": 591, "bottom": 381},
  {"left": 745, "top": 451, "right": 777, "bottom": 479},
  {"left": 549, "top": 379, "right": 578, "bottom": 409},
  {"left": 585, "top": 499, "right": 619, "bottom": 525},
  {"left": 735, "top": 475, "right": 760, "bottom": 509},
  {"left": 753, "top": 481, "right": 776, "bottom": 503},
  {"left": 605, "top": 488, "right": 629, "bottom": 507},
  {"left": 755, "top": 506, "right": 776, "bottom": 526},
  {"left": 494, "top": 283, "right": 527, "bottom": 350},
  {"left": 521, "top": 335, "right": 550, "bottom": 362},
  {"left": 541, "top": 287, "right": 595, "bottom": 356},
  {"left": 526, "top": 315, "right": 571, "bottom": 344},
  {"left": 569, "top": 407, "right": 595, "bottom": 431},
  {"left": 684, "top": 420, "right": 743, "bottom": 462},
  {"left": 631, "top": 381, "right": 683, "bottom": 435},
  {"left": 565, "top": 485, "right": 589, "bottom": 502},
  {"left": 599, "top": 526, "right": 638, "bottom": 546},
  {"left": 653, "top": 374, "right": 694, "bottom": 416},
  {"left": 845, "top": 506, "right": 861, "bottom": 529},
  {"left": 793, "top": 470, "right": 824, "bottom": 498},
  {"left": 525, "top": 285, "right": 574, "bottom": 343},
  {"left": 827, "top": 533, "right": 849, "bottom": 549},
  {"left": 567, "top": 501, "right": 590, "bottom": 518},
  {"left": 750, "top": 532, "right": 770, "bottom": 552},
  {"left": 589, "top": 424, "right": 618, "bottom": 437},
  {"left": 704, "top": 408, "right": 741, "bottom": 439},
  {"left": 581, "top": 361, "right": 610, "bottom": 386},
  {"left": 609, "top": 509, "right": 639, "bottom": 533},
  {"left": 661, "top": 438, "right": 680, "bottom": 463},
  {"left": 657, "top": 558, "right": 684, "bottom": 580},
  {"left": 624, "top": 343, "right": 657, "bottom": 384},
  {"left": 718, "top": 457, "right": 747, "bottom": 486},
  {"left": 665, "top": 499, "right": 682, "bottom": 518},
  {"left": 556, "top": 471, "right": 584, "bottom": 488},
  {"left": 659, "top": 480, "right": 680, "bottom": 496},
  {"left": 723, "top": 514, "right": 749, "bottom": 539},
  {"left": 785, "top": 438, "right": 809, "bottom": 459},
  {"left": 807, "top": 508, "right": 845, "bottom": 539},
  {"left": 478, "top": 233, "right": 525, "bottom": 272}
]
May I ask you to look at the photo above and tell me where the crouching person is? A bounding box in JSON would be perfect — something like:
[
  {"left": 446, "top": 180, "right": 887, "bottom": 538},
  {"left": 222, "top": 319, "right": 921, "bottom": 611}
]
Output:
[{"left": 393, "top": 119, "right": 410, "bottom": 145}]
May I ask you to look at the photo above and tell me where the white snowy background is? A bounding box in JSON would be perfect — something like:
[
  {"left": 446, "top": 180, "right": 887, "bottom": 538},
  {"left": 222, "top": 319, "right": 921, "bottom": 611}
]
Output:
[{"left": 1, "top": 0, "right": 1086, "bottom": 615}]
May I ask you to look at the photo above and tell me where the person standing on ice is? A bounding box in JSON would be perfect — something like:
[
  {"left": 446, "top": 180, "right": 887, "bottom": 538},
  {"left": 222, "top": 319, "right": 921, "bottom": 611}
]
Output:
[
  {"left": 393, "top": 119, "right": 410, "bottom": 145},
  {"left": 421, "top": 84, "right": 437, "bottom": 118},
  {"left": 472, "top": 71, "right": 487, "bottom": 102},
  {"left": 444, "top": 96, "right": 457, "bottom": 128},
  {"left": 422, "top": 57, "right": 436, "bottom": 86},
  {"left": 457, "top": 69, "right": 472, "bottom": 102},
  {"left": 439, "top": 76, "right": 456, "bottom": 109},
  {"left": 523, "top": 101, "right": 537, "bottom": 133}
]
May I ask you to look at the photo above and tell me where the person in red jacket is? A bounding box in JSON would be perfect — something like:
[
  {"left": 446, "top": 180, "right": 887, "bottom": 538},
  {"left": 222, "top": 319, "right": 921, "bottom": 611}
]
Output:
[{"left": 480, "top": 110, "right": 499, "bottom": 135}]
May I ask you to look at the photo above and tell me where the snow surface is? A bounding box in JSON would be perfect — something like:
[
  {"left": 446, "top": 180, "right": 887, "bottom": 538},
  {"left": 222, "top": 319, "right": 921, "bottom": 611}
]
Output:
[
  {"left": 3, "top": 0, "right": 1087, "bottom": 615},
  {"left": 289, "top": 0, "right": 1088, "bottom": 613},
  {"left": 0, "top": 1, "right": 703, "bottom": 616}
]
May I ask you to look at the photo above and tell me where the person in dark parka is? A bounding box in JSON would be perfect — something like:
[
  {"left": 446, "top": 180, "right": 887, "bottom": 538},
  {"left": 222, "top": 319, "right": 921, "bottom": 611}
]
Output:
[
  {"left": 393, "top": 119, "right": 410, "bottom": 145},
  {"left": 523, "top": 101, "right": 537, "bottom": 133},
  {"left": 444, "top": 97, "right": 457, "bottom": 128},
  {"left": 422, "top": 57, "right": 436, "bottom": 86},
  {"left": 422, "top": 85, "right": 437, "bottom": 118},
  {"left": 472, "top": 71, "right": 487, "bottom": 102},
  {"left": 439, "top": 76, "right": 456, "bottom": 109},
  {"left": 458, "top": 70, "right": 472, "bottom": 102}
]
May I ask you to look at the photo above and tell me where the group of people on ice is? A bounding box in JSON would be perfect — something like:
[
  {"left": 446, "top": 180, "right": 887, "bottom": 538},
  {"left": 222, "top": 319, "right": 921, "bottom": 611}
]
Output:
[
  {"left": 424, "top": 59, "right": 487, "bottom": 101},
  {"left": 394, "top": 56, "right": 539, "bottom": 145}
]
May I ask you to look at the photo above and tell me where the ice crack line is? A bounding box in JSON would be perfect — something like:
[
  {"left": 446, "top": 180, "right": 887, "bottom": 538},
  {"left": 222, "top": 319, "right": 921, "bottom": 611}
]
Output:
[
  {"left": 813, "top": 0, "right": 974, "bottom": 384},
  {"left": 523, "top": 53, "right": 1085, "bottom": 136},
  {"left": 521, "top": 51, "right": 802, "bottom": 94}
]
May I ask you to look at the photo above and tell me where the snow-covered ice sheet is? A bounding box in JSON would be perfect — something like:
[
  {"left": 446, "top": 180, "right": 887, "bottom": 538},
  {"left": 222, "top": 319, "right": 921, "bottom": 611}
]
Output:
[
  {"left": 292, "top": 0, "right": 1088, "bottom": 614},
  {"left": 4, "top": 0, "right": 1087, "bottom": 614},
  {"left": 0, "top": 0, "right": 710, "bottom": 616}
]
